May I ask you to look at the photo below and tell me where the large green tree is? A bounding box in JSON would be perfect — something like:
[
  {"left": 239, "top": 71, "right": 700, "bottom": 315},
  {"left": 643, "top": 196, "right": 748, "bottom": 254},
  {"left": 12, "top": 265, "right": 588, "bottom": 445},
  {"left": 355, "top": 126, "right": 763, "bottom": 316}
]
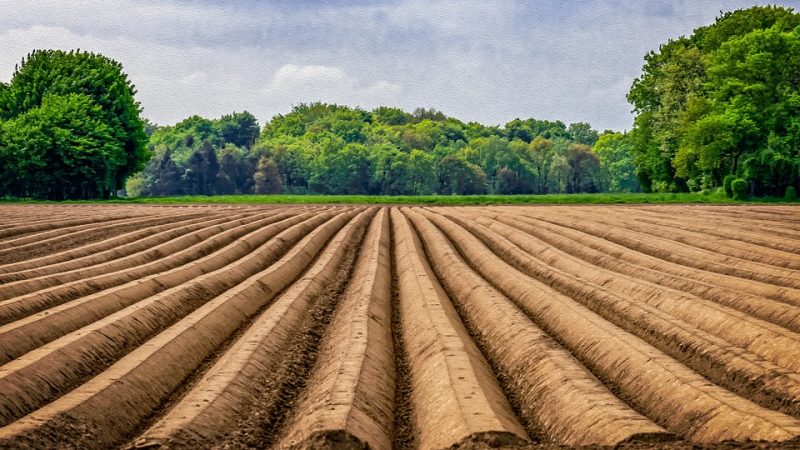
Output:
[
  {"left": 1, "top": 93, "right": 122, "bottom": 199},
  {"left": 681, "top": 25, "right": 800, "bottom": 195},
  {"left": 216, "top": 111, "right": 260, "bottom": 149},
  {"left": 566, "top": 144, "right": 603, "bottom": 193},
  {"left": 593, "top": 132, "right": 641, "bottom": 192},
  {"left": 628, "top": 6, "right": 800, "bottom": 194},
  {"left": 0, "top": 50, "right": 148, "bottom": 198}
]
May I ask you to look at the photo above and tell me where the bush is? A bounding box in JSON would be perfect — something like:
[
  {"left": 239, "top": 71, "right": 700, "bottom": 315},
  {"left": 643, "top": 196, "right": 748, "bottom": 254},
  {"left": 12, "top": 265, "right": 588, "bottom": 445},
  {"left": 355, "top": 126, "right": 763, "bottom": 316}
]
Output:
[
  {"left": 786, "top": 186, "right": 797, "bottom": 201},
  {"left": 124, "top": 173, "right": 147, "bottom": 197},
  {"left": 731, "top": 178, "right": 748, "bottom": 200},
  {"left": 723, "top": 174, "right": 736, "bottom": 198}
]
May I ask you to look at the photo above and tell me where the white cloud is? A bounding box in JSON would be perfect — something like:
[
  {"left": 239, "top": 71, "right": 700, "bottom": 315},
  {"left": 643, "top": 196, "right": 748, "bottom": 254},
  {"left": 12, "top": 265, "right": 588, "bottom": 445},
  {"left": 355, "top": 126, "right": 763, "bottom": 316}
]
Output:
[
  {"left": 262, "top": 64, "right": 402, "bottom": 108},
  {"left": 266, "top": 64, "right": 349, "bottom": 96},
  {"left": 179, "top": 72, "right": 210, "bottom": 86},
  {"left": 2, "top": 0, "right": 797, "bottom": 130}
]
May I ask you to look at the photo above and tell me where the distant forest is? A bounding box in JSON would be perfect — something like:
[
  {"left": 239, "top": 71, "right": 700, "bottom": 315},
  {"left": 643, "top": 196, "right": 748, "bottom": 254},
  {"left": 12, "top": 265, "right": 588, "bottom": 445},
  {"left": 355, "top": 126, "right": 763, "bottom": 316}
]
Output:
[
  {"left": 0, "top": 5, "right": 798, "bottom": 200},
  {"left": 126, "top": 106, "right": 635, "bottom": 197}
]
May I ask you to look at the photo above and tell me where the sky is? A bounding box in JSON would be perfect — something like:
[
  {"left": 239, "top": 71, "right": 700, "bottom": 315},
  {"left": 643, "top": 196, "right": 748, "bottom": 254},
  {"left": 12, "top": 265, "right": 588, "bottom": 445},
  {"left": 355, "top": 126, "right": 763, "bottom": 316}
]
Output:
[{"left": 2, "top": 1, "right": 799, "bottom": 131}]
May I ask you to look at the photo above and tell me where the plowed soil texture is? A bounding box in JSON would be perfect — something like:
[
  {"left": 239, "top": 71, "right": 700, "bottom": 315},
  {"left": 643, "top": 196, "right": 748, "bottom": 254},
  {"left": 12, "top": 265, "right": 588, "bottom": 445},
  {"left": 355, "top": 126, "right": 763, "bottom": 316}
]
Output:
[{"left": 1, "top": 203, "right": 800, "bottom": 450}]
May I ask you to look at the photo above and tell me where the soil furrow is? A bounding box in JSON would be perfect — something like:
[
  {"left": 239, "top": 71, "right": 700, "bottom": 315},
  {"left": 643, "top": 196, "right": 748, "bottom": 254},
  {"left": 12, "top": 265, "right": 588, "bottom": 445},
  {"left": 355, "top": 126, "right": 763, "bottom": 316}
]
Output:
[
  {"left": 130, "top": 208, "right": 373, "bottom": 448},
  {"left": 511, "top": 208, "right": 800, "bottom": 289},
  {"left": 405, "top": 208, "right": 672, "bottom": 446},
  {"left": 0, "top": 215, "right": 189, "bottom": 265},
  {"left": 0, "top": 209, "right": 359, "bottom": 449},
  {"left": 202, "top": 213, "right": 368, "bottom": 450},
  {"left": 0, "top": 210, "right": 298, "bottom": 302},
  {"left": 634, "top": 209, "right": 800, "bottom": 246},
  {"left": 0, "top": 211, "right": 346, "bottom": 428},
  {"left": 390, "top": 208, "right": 529, "bottom": 449},
  {"left": 389, "top": 214, "right": 415, "bottom": 450},
  {"left": 627, "top": 206, "right": 800, "bottom": 238},
  {"left": 611, "top": 209, "right": 800, "bottom": 267},
  {"left": 0, "top": 204, "right": 799, "bottom": 448},
  {"left": 0, "top": 212, "right": 229, "bottom": 278},
  {"left": 421, "top": 208, "right": 800, "bottom": 443},
  {"left": 451, "top": 211, "right": 800, "bottom": 375},
  {"left": 0, "top": 214, "right": 167, "bottom": 251},
  {"left": 495, "top": 211, "right": 800, "bottom": 308},
  {"left": 481, "top": 212, "right": 800, "bottom": 326},
  {"left": 0, "top": 211, "right": 153, "bottom": 241},
  {"left": 278, "top": 208, "right": 394, "bottom": 450},
  {"left": 550, "top": 207, "right": 800, "bottom": 281},
  {"left": 0, "top": 210, "right": 306, "bottom": 325},
  {"left": 450, "top": 210, "right": 800, "bottom": 420}
]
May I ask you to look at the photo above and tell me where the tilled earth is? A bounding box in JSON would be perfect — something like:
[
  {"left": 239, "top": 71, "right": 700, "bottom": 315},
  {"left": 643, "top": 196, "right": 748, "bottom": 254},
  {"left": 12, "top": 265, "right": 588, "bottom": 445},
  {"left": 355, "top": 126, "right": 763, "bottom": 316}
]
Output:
[{"left": 1, "top": 203, "right": 799, "bottom": 449}]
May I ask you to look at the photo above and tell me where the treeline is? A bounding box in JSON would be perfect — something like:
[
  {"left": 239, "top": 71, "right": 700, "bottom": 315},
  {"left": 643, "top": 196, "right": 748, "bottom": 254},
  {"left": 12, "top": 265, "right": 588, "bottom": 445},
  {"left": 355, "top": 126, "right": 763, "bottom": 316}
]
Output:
[
  {"left": 128, "top": 104, "right": 640, "bottom": 197},
  {"left": 629, "top": 5, "right": 800, "bottom": 197},
  {"left": 127, "top": 112, "right": 261, "bottom": 196}
]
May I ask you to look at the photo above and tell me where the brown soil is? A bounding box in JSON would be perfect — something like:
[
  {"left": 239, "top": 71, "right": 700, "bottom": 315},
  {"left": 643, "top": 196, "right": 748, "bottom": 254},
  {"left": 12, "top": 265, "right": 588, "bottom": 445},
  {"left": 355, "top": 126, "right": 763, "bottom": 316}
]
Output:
[
  {"left": 214, "top": 220, "right": 365, "bottom": 449},
  {"left": 127, "top": 210, "right": 373, "bottom": 450},
  {"left": 389, "top": 210, "right": 417, "bottom": 450},
  {"left": 1, "top": 204, "right": 800, "bottom": 449}
]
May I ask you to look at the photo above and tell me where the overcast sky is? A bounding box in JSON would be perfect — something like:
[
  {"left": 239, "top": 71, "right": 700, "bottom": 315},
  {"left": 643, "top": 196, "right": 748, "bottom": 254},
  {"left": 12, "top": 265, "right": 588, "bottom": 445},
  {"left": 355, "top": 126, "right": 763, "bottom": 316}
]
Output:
[{"left": 3, "top": 1, "right": 799, "bottom": 131}]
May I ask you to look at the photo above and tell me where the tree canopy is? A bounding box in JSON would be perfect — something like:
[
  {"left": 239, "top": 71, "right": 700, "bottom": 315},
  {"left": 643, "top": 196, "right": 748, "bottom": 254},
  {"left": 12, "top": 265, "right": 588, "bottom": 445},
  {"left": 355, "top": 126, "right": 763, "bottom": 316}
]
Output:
[
  {"left": 628, "top": 5, "right": 800, "bottom": 195},
  {"left": 0, "top": 50, "right": 147, "bottom": 199},
  {"left": 128, "top": 102, "right": 630, "bottom": 197}
]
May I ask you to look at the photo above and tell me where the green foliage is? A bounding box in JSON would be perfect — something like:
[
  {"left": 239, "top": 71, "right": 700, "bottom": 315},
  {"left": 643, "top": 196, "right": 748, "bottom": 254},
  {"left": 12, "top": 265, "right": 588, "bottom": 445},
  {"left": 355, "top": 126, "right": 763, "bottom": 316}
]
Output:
[
  {"left": 148, "top": 111, "right": 260, "bottom": 166},
  {"left": 372, "top": 106, "right": 413, "bottom": 126},
  {"left": 723, "top": 174, "right": 736, "bottom": 197},
  {"left": 262, "top": 103, "right": 370, "bottom": 142},
  {"left": 786, "top": 186, "right": 797, "bottom": 201},
  {"left": 628, "top": 6, "right": 800, "bottom": 196},
  {"left": 217, "top": 145, "right": 252, "bottom": 194},
  {"left": 412, "top": 107, "right": 447, "bottom": 122},
  {"left": 566, "top": 144, "right": 602, "bottom": 193},
  {"left": 182, "top": 141, "right": 219, "bottom": 196},
  {"left": 0, "top": 50, "right": 147, "bottom": 197},
  {"left": 465, "top": 136, "right": 527, "bottom": 193},
  {"left": 731, "top": 178, "right": 748, "bottom": 200},
  {"left": 125, "top": 173, "right": 147, "bottom": 197},
  {"left": 567, "top": 122, "right": 600, "bottom": 146},
  {"left": 309, "top": 142, "right": 372, "bottom": 194},
  {"left": 2, "top": 93, "right": 124, "bottom": 199},
  {"left": 528, "top": 137, "right": 556, "bottom": 193},
  {"left": 437, "top": 154, "right": 489, "bottom": 195},
  {"left": 152, "top": 149, "right": 182, "bottom": 196},
  {"left": 504, "top": 118, "right": 570, "bottom": 142},
  {"left": 407, "top": 149, "right": 437, "bottom": 195},
  {"left": 117, "top": 102, "right": 619, "bottom": 198},
  {"left": 216, "top": 112, "right": 260, "bottom": 148},
  {"left": 592, "top": 132, "right": 641, "bottom": 192}
]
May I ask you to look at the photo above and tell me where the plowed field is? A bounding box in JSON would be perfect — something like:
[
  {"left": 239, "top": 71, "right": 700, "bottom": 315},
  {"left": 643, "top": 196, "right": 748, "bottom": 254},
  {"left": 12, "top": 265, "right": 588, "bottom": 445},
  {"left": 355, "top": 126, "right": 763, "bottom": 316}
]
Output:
[{"left": 1, "top": 204, "right": 800, "bottom": 449}]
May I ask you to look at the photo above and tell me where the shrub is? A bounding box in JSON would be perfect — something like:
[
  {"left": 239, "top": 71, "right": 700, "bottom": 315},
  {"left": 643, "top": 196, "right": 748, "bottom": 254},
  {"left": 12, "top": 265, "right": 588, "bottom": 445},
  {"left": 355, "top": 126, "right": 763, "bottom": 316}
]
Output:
[
  {"left": 723, "top": 174, "right": 736, "bottom": 198},
  {"left": 731, "top": 179, "right": 748, "bottom": 200},
  {"left": 786, "top": 186, "right": 797, "bottom": 201}
]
